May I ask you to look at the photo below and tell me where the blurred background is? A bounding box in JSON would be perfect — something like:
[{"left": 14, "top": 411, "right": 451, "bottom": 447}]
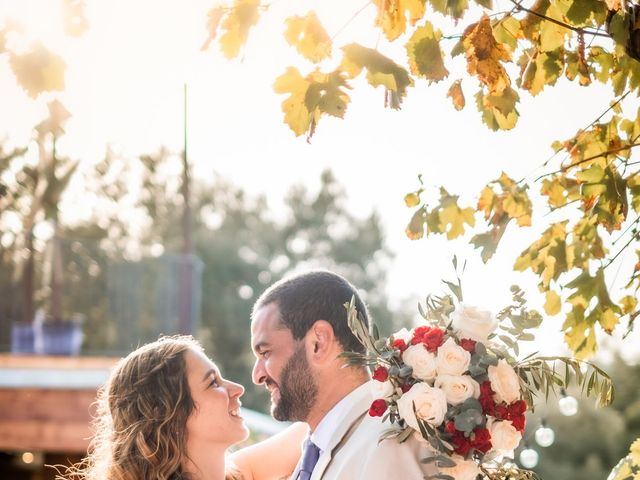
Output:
[{"left": 0, "top": 1, "right": 639, "bottom": 479}]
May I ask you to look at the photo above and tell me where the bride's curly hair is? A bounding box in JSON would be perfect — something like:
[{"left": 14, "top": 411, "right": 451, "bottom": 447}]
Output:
[{"left": 60, "top": 335, "right": 201, "bottom": 480}]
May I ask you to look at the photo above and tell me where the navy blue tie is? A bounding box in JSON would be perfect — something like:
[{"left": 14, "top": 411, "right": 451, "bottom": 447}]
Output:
[{"left": 298, "top": 438, "right": 321, "bottom": 480}]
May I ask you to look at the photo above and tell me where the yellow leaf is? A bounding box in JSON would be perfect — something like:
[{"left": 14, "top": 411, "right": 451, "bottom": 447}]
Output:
[
  {"left": 476, "top": 87, "right": 519, "bottom": 130},
  {"left": 406, "top": 21, "right": 449, "bottom": 83},
  {"left": 218, "top": 0, "right": 261, "bottom": 59},
  {"left": 541, "top": 254, "right": 556, "bottom": 287},
  {"left": 599, "top": 308, "right": 619, "bottom": 334},
  {"left": 439, "top": 191, "right": 476, "bottom": 239},
  {"left": 201, "top": 7, "right": 225, "bottom": 51},
  {"left": 9, "top": 43, "right": 66, "bottom": 98},
  {"left": 406, "top": 206, "right": 427, "bottom": 240},
  {"left": 564, "top": 313, "right": 597, "bottom": 360},
  {"left": 373, "top": 0, "right": 426, "bottom": 41},
  {"left": 544, "top": 290, "right": 562, "bottom": 315},
  {"left": 630, "top": 438, "right": 640, "bottom": 465},
  {"left": 462, "top": 14, "right": 512, "bottom": 94},
  {"left": 620, "top": 295, "right": 638, "bottom": 315},
  {"left": 477, "top": 185, "right": 495, "bottom": 217},
  {"left": 284, "top": 11, "right": 332, "bottom": 63},
  {"left": 273, "top": 67, "right": 311, "bottom": 137},
  {"left": 404, "top": 192, "right": 421, "bottom": 207},
  {"left": 492, "top": 15, "right": 523, "bottom": 51},
  {"left": 341, "top": 43, "right": 412, "bottom": 108},
  {"left": 447, "top": 79, "right": 465, "bottom": 110}
]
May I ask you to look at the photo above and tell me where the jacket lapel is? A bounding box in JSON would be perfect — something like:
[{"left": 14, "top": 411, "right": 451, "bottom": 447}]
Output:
[{"left": 310, "top": 383, "right": 373, "bottom": 480}]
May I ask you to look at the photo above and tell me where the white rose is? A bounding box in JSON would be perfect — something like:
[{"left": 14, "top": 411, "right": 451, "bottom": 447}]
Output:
[
  {"left": 440, "top": 455, "right": 481, "bottom": 480},
  {"left": 451, "top": 304, "right": 499, "bottom": 343},
  {"left": 371, "top": 379, "right": 395, "bottom": 399},
  {"left": 397, "top": 383, "right": 448, "bottom": 429},
  {"left": 402, "top": 344, "right": 437, "bottom": 382},
  {"left": 488, "top": 418, "right": 523, "bottom": 452},
  {"left": 436, "top": 337, "right": 471, "bottom": 376},
  {"left": 488, "top": 359, "right": 521, "bottom": 404},
  {"left": 393, "top": 327, "right": 413, "bottom": 343},
  {"left": 434, "top": 374, "right": 480, "bottom": 406}
]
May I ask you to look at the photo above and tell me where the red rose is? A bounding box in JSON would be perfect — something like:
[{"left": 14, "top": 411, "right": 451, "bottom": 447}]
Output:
[
  {"left": 392, "top": 338, "right": 408, "bottom": 352},
  {"left": 445, "top": 420, "right": 457, "bottom": 434},
  {"left": 508, "top": 399, "right": 527, "bottom": 417},
  {"left": 471, "top": 427, "right": 492, "bottom": 453},
  {"left": 400, "top": 383, "right": 412, "bottom": 393},
  {"left": 422, "top": 328, "right": 445, "bottom": 352},
  {"left": 494, "top": 404, "right": 509, "bottom": 419},
  {"left": 452, "top": 434, "right": 472, "bottom": 456},
  {"left": 368, "top": 399, "right": 388, "bottom": 417},
  {"left": 511, "top": 415, "right": 526, "bottom": 432},
  {"left": 372, "top": 366, "right": 389, "bottom": 382},
  {"left": 459, "top": 338, "right": 477, "bottom": 352},
  {"left": 479, "top": 380, "right": 497, "bottom": 415},
  {"left": 411, "top": 325, "right": 432, "bottom": 345}
]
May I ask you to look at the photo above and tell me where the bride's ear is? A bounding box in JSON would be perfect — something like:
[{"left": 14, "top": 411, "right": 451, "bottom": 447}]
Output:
[{"left": 307, "top": 320, "right": 335, "bottom": 362}]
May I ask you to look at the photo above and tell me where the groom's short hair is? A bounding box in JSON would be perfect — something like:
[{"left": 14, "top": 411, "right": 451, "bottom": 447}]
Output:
[{"left": 253, "top": 270, "right": 369, "bottom": 354}]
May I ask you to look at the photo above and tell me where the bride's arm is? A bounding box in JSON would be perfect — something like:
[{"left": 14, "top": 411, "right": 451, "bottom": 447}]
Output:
[{"left": 227, "top": 422, "right": 308, "bottom": 480}]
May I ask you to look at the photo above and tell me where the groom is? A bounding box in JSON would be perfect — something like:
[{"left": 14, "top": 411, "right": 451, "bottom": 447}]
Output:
[{"left": 250, "top": 270, "right": 437, "bottom": 479}]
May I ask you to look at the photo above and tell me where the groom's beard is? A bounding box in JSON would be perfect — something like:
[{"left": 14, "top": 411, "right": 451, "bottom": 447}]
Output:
[{"left": 270, "top": 345, "right": 318, "bottom": 422}]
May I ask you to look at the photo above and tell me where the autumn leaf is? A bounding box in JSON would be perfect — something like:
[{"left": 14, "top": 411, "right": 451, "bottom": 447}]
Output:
[
  {"left": 404, "top": 191, "right": 422, "bottom": 207},
  {"left": 406, "top": 205, "right": 427, "bottom": 239},
  {"left": 342, "top": 43, "right": 412, "bottom": 109},
  {"left": 406, "top": 21, "right": 449, "bottom": 83},
  {"left": 620, "top": 295, "right": 638, "bottom": 315},
  {"left": 373, "top": 0, "right": 426, "bottom": 41},
  {"left": 428, "top": 0, "right": 469, "bottom": 20},
  {"left": 545, "top": 290, "right": 562, "bottom": 315},
  {"left": 284, "top": 11, "right": 332, "bottom": 63},
  {"left": 462, "top": 14, "right": 512, "bottom": 94},
  {"left": 218, "top": 0, "right": 261, "bottom": 59},
  {"left": 563, "top": 307, "right": 597, "bottom": 359},
  {"left": 273, "top": 67, "right": 313, "bottom": 137},
  {"left": 273, "top": 67, "right": 350, "bottom": 139},
  {"left": 518, "top": 49, "right": 563, "bottom": 96},
  {"left": 9, "top": 43, "right": 66, "bottom": 98},
  {"left": 62, "top": 0, "right": 89, "bottom": 37},
  {"left": 201, "top": 7, "right": 225, "bottom": 51},
  {"left": 476, "top": 87, "right": 519, "bottom": 131},
  {"left": 492, "top": 15, "right": 523, "bottom": 51},
  {"left": 447, "top": 79, "right": 465, "bottom": 110},
  {"left": 437, "top": 188, "right": 476, "bottom": 239}
]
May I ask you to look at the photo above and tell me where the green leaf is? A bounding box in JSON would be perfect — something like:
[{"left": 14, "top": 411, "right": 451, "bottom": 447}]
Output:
[
  {"left": 342, "top": 43, "right": 413, "bottom": 109},
  {"left": 406, "top": 21, "right": 449, "bottom": 83}
]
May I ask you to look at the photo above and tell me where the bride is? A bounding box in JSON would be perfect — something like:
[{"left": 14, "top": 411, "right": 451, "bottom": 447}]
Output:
[{"left": 60, "top": 335, "right": 306, "bottom": 480}]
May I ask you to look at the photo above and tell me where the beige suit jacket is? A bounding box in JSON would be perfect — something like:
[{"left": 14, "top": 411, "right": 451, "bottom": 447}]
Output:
[{"left": 291, "top": 382, "right": 438, "bottom": 480}]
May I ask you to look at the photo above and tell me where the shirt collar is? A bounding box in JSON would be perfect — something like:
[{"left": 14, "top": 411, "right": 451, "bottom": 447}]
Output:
[{"left": 309, "top": 381, "right": 371, "bottom": 452}]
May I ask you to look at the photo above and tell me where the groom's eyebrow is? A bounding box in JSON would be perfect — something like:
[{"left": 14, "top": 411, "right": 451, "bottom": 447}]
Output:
[{"left": 253, "top": 341, "right": 269, "bottom": 354}]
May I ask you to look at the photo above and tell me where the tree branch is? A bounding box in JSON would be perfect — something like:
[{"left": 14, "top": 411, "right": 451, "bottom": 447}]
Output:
[{"left": 509, "top": 0, "right": 612, "bottom": 38}]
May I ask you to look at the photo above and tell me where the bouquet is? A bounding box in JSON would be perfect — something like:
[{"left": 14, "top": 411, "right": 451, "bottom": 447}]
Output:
[{"left": 342, "top": 285, "right": 614, "bottom": 480}]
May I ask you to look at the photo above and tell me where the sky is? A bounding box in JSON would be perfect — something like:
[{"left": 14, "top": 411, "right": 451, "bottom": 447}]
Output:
[{"left": 1, "top": 0, "right": 638, "bottom": 362}]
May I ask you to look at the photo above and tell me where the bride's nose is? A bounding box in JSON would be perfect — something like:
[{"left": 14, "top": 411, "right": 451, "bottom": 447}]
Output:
[{"left": 228, "top": 380, "right": 245, "bottom": 398}]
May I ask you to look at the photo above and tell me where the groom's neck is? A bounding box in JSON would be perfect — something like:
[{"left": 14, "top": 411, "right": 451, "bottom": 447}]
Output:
[{"left": 305, "top": 369, "right": 369, "bottom": 431}]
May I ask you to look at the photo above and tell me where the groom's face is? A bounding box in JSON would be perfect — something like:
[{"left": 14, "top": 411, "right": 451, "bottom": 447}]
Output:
[{"left": 251, "top": 302, "right": 318, "bottom": 422}]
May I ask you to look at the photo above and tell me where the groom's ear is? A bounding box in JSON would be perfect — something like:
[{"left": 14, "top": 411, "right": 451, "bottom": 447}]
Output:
[{"left": 307, "top": 320, "right": 335, "bottom": 363}]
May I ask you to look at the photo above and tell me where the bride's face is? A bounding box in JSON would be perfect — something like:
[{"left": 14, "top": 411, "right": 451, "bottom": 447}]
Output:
[{"left": 184, "top": 348, "right": 249, "bottom": 447}]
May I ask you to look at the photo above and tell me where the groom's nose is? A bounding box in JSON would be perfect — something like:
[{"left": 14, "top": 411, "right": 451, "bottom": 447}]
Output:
[{"left": 252, "top": 359, "right": 267, "bottom": 385}]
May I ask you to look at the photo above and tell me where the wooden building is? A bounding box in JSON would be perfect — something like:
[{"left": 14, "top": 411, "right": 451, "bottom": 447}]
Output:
[{"left": 0, "top": 354, "right": 118, "bottom": 479}]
